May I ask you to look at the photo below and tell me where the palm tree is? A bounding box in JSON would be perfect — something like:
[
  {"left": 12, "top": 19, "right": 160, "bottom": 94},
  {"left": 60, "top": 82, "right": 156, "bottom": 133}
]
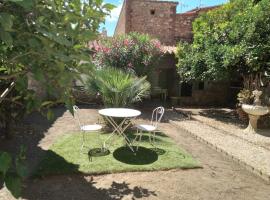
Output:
[{"left": 86, "top": 67, "right": 150, "bottom": 107}]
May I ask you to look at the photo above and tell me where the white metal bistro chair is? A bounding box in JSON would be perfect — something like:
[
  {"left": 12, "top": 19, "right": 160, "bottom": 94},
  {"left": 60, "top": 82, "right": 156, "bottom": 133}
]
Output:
[
  {"left": 134, "top": 106, "right": 165, "bottom": 150},
  {"left": 73, "top": 105, "right": 103, "bottom": 153}
]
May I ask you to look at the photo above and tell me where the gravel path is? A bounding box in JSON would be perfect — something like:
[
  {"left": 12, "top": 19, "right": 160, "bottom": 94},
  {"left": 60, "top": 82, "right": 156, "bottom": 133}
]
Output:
[
  {"left": 168, "top": 110, "right": 270, "bottom": 182},
  {"left": 1, "top": 107, "right": 270, "bottom": 200},
  {"left": 179, "top": 108, "right": 270, "bottom": 151}
]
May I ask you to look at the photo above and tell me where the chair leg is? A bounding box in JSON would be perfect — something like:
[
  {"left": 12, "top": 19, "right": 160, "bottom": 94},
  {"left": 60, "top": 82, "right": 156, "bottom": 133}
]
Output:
[
  {"left": 148, "top": 131, "right": 152, "bottom": 144},
  {"left": 139, "top": 130, "right": 143, "bottom": 142},
  {"left": 136, "top": 130, "right": 143, "bottom": 151},
  {"left": 149, "top": 131, "right": 157, "bottom": 149},
  {"left": 135, "top": 128, "right": 139, "bottom": 151},
  {"left": 153, "top": 131, "right": 157, "bottom": 149},
  {"left": 80, "top": 131, "right": 84, "bottom": 153},
  {"left": 81, "top": 130, "right": 89, "bottom": 154},
  {"left": 133, "top": 128, "right": 138, "bottom": 144},
  {"left": 97, "top": 132, "right": 105, "bottom": 152}
]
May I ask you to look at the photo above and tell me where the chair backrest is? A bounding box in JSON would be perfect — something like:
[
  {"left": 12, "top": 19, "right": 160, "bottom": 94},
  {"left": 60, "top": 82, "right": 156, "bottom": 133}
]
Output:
[
  {"left": 151, "top": 106, "right": 165, "bottom": 128},
  {"left": 73, "top": 105, "right": 83, "bottom": 128}
]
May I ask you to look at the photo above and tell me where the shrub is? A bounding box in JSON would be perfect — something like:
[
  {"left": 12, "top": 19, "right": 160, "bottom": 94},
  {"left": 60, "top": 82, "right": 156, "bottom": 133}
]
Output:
[
  {"left": 176, "top": 0, "right": 270, "bottom": 85},
  {"left": 91, "top": 32, "right": 164, "bottom": 76},
  {"left": 86, "top": 67, "right": 150, "bottom": 107}
]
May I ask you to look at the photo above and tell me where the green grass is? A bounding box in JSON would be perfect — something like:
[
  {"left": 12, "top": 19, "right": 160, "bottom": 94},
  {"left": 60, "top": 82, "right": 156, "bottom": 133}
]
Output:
[{"left": 36, "top": 131, "right": 200, "bottom": 176}]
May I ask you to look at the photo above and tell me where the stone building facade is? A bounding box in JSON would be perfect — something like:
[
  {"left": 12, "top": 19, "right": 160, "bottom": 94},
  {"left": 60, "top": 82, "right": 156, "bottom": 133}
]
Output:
[
  {"left": 114, "top": 0, "right": 233, "bottom": 106},
  {"left": 115, "top": 0, "right": 218, "bottom": 45}
]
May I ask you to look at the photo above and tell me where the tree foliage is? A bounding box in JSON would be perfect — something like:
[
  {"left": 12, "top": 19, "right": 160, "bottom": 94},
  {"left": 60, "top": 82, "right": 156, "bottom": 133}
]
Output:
[
  {"left": 0, "top": 147, "right": 27, "bottom": 198},
  {"left": 0, "top": 0, "right": 113, "bottom": 198},
  {"left": 91, "top": 32, "right": 164, "bottom": 76},
  {"left": 0, "top": 0, "right": 112, "bottom": 133},
  {"left": 176, "top": 0, "right": 270, "bottom": 84}
]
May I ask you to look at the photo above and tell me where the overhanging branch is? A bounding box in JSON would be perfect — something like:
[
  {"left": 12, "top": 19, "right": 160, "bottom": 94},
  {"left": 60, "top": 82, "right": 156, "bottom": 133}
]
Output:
[
  {"left": 0, "top": 82, "right": 15, "bottom": 104},
  {"left": 0, "top": 71, "right": 27, "bottom": 80}
]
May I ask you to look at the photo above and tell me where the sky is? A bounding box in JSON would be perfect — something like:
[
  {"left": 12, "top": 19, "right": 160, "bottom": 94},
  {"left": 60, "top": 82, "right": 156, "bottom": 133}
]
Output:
[{"left": 100, "top": 0, "right": 229, "bottom": 36}]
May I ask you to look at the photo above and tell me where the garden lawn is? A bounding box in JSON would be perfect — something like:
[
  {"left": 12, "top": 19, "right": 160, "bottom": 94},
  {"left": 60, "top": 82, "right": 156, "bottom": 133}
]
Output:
[{"left": 36, "top": 132, "right": 200, "bottom": 176}]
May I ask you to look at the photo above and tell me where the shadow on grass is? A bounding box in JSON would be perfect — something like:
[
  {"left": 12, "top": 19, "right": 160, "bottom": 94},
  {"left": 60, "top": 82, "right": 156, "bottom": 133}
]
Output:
[
  {"left": 113, "top": 146, "right": 158, "bottom": 165},
  {"left": 35, "top": 150, "right": 80, "bottom": 176}
]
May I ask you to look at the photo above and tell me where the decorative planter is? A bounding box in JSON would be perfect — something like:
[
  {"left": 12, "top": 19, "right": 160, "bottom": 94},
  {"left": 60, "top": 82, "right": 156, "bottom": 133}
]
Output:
[
  {"left": 241, "top": 104, "right": 269, "bottom": 134},
  {"left": 236, "top": 107, "right": 249, "bottom": 123}
]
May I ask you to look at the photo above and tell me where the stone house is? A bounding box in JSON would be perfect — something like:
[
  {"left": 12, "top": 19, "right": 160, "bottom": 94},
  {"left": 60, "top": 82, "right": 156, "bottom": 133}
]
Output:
[{"left": 114, "top": 0, "right": 235, "bottom": 106}]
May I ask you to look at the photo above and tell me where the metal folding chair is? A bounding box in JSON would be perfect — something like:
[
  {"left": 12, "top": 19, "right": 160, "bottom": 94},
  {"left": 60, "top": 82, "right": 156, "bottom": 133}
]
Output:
[
  {"left": 134, "top": 106, "right": 165, "bottom": 150},
  {"left": 73, "top": 105, "right": 103, "bottom": 154}
]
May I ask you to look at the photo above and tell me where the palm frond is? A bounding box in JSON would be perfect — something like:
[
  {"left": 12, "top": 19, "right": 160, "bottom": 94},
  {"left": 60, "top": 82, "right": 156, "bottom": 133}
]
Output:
[{"left": 85, "top": 67, "right": 150, "bottom": 107}]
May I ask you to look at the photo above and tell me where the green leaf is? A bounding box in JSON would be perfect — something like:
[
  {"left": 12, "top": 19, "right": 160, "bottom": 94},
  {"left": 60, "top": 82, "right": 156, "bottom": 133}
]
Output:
[
  {"left": 95, "top": 0, "right": 103, "bottom": 6},
  {"left": 15, "top": 161, "right": 28, "bottom": 178},
  {"left": 46, "top": 109, "right": 54, "bottom": 121},
  {"left": 65, "top": 98, "right": 74, "bottom": 115},
  {"left": 32, "top": 68, "right": 45, "bottom": 81},
  {"left": 0, "top": 152, "right": 12, "bottom": 176},
  {"left": 16, "top": 0, "right": 34, "bottom": 10},
  {"left": 15, "top": 76, "right": 28, "bottom": 91},
  {"left": 37, "top": 29, "right": 72, "bottom": 47},
  {"left": 0, "top": 13, "right": 13, "bottom": 30},
  {"left": 41, "top": 101, "right": 54, "bottom": 107},
  {"left": 15, "top": 146, "right": 28, "bottom": 178},
  {"left": 6, "top": 0, "right": 24, "bottom": 2},
  {"left": 0, "top": 30, "right": 13, "bottom": 46},
  {"left": 4, "top": 173, "right": 22, "bottom": 198},
  {"left": 28, "top": 38, "right": 41, "bottom": 48},
  {"left": 103, "top": 3, "right": 115, "bottom": 10},
  {"left": 79, "top": 31, "right": 96, "bottom": 41}
]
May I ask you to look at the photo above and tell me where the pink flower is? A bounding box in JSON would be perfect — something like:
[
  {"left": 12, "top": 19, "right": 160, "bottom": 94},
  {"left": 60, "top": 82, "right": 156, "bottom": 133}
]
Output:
[
  {"left": 152, "top": 39, "right": 161, "bottom": 49},
  {"left": 124, "top": 39, "right": 130, "bottom": 46},
  {"left": 95, "top": 46, "right": 100, "bottom": 51},
  {"left": 102, "top": 47, "right": 110, "bottom": 53}
]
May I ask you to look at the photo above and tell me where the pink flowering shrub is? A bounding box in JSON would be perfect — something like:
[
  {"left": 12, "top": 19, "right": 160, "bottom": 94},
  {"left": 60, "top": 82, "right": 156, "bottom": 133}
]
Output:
[{"left": 91, "top": 32, "right": 164, "bottom": 76}]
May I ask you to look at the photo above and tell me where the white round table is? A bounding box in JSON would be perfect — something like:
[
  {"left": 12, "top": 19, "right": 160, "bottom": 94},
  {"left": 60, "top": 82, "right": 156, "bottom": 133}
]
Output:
[
  {"left": 99, "top": 108, "right": 141, "bottom": 152},
  {"left": 98, "top": 108, "right": 141, "bottom": 118}
]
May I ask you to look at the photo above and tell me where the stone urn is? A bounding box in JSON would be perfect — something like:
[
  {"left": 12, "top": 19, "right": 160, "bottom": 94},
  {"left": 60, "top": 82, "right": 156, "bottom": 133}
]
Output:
[{"left": 241, "top": 90, "right": 269, "bottom": 133}]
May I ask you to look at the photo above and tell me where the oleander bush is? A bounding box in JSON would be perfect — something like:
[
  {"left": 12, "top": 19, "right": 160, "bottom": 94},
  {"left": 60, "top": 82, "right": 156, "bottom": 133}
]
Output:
[{"left": 91, "top": 32, "right": 164, "bottom": 76}]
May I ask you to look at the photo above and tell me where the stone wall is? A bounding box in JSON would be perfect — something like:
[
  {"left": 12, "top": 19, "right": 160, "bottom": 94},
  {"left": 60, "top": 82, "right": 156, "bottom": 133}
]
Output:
[
  {"left": 115, "top": 0, "right": 218, "bottom": 45},
  {"left": 174, "top": 13, "right": 197, "bottom": 43},
  {"left": 114, "top": 0, "right": 127, "bottom": 35},
  {"left": 128, "top": 0, "right": 177, "bottom": 45},
  {"left": 174, "top": 7, "right": 219, "bottom": 43},
  {"left": 178, "top": 81, "right": 231, "bottom": 106}
]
